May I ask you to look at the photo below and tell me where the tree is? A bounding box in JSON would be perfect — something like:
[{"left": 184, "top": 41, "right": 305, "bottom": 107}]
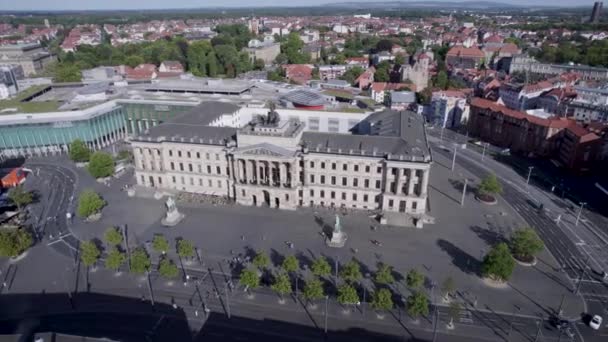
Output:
[
  {"left": 8, "top": 185, "right": 33, "bottom": 211},
  {"left": 375, "top": 263, "right": 395, "bottom": 285},
  {"left": 104, "top": 227, "right": 123, "bottom": 247},
  {"left": 266, "top": 70, "right": 284, "bottom": 82},
  {"left": 311, "top": 256, "right": 332, "bottom": 278},
  {"left": 434, "top": 70, "right": 449, "bottom": 90},
  {"left": 371, "top": 288, "right": 394, "bottom": 311},
  {"left": 125, "top": 55, "right": 144, "bottom": 68},
  {"left": 340, "top": 66, "right": 365, "bottom": 85},
  {"left": 406, "top": 268, "right": 425, "bottom": 289},
  {"left": 254, "top": 58, "right": 265, "bottom": 70},
  {"left": 340, "top": 259, "right": 362, "bottom": 283},
  {"left": 303, "top": 277, "right": 325, "bottom": 302},
  {"left": 337, "top": 283, "right": 360, "bottom": 305},
  {"left": 253, "top": 250, "right": 270, "bottom": 270},
  {"left": 87, "top": 151, "right": 115, "bottom": 178},
  {"left": 271, "top": 272, "right": 292, "bottom": 299},
  {"left": 177, "top": 239, "right": 195, "bottom": 259},
  {"left": 441, "top": 276, "right": 456, "bottom": 300},
  {"left": 374, "top": 66, "right": 390, "bottom": 82},
  {"left": 130, "top": 248, "right": 151, "bottom": 274},
  {"left": 158, "top": 257, "right": 179, "bottom": 279},
  {"left": 77, "top": 190, "right": 105, "bottom": 218},
  {"left": 510, "top": 228, "right": 544, "bottom": 262},
  {"left": 239, "top": 268, "right": 260, "bottom": 290},
  {"left": 394, "top": 53, "right": 407, "bottom": 65},
  {"left": 481, "top": 243, "right": 516, "bottom": 282},
  {"left": 478, "top": 174, "right": 502, "bottom": 195},
  {"left": 407, "top": 291, "right": 429, "bottom": 319},
  {"left": 68, "top": 139, "right": 91, "bottom": 162},
  {"left": 376, "top": 39, "right": 393, "bottom": 52},
  {"left": 0, "top": 229, "right": 32, "bottom": 257},
  {"left": 152, "top": 235, "right": 169, "bottom": 254},
  {"left": 281, "top": 255, "right": 299, "bottom": 273},
  {"left": 54, "top": 63, "right": 81, "bottom": 82},
  {"left": 80, "top": 240, "right": 101, "bottom": 267},
  {"left": 105, "top": 247, "right": 126, "bottom": 271}
]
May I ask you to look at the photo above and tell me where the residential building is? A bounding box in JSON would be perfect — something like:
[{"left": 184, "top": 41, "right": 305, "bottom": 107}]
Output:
[
  {"left": 243, "top": 39, "right": 281, "bottom": 64},
  {"left": 428, "top": 90, "right": 470, "bottom": 128},
  {"left": 0, "top": 64, "right": 23, "bottom": 97},
  {"left": 318, "top": 65, "right": 348, "bottom": 80},
  {"left": 283, "top": 64, "right": 314, "bottom": 85},
  {"left": 159, "top": 61, "right": 185, "bottom": 75},
  {"left": 498, "top": 81, "right": 555, "bottom": 111},
  {"left": 591, "top": 2, "right": 603, "bottom": 23},
  {"left": 400, "top": 55, "right": 430, "bottom": 92},
  {"left": 510, "top": 55, "right": 608, "bottom": 81},
  {"left": 0, "top": 43, "right": 56, "bottom": 76},
  {"left": 388, "top": 91, "right": 416, "bottom": 110},
  {"left": 355, "top": 67, "right": 375, "bottom": 90},
  {"left": 370, "top": 82, "right": 411, "bottom": 104},
  {"left": 446, "top": 46, "right": 485, "bottom": 69}
]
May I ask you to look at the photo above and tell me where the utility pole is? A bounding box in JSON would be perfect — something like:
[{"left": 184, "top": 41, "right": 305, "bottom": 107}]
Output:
[
  {"left": 534, "top": 316, "right": 542, "bottom": 342},
  {"left": 526, "top": 166, "right": 534, "bottom": 189},
  {"left": 123, "top": 225, "right": 130, "bottom": 271},
  {"left": 575, "top": 255, "right": 591, "bottom": 295},
  {"left": 575, "top": 202, "right": 586, "bottom": 226},
  {"left": 440, "top": 126, "right": 445, "bottom": 141},
  {"left": 461, "top": 178, "right": 468, "bottom": 206},
  {"left": 334, "top": 258, "right": 339, "bottom": 287},
  {"left": 557, "top": 294, "right": 566, "bottom": 317},
  {"left": 146, "top": 271, "right": 155, "bottom": 306},
  {"left": 431, "top": 280, "right": 438, "bottom": 342},
  {"left": 451, "top": 145, "right": 457, "bottom": 171}
]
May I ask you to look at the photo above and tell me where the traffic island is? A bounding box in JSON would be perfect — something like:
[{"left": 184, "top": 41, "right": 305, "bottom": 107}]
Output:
[
  {"left": 481, "top": 277, "right": 509, "bottom": 289},
  {"left": 513, "top": 255, "right": 537, "bottom": 267},
  {"left": 475, "top": 193, "right": 497, "bottom": 205}
]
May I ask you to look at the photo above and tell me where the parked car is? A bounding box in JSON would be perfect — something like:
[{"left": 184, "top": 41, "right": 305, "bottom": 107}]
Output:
[{"left": 590, "top": 315, "right": 602, "bottom": 330}]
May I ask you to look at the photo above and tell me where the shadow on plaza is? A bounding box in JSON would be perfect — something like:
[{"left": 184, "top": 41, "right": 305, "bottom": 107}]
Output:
[
  {"left": 436, "top": 239, "right": 481, "bottom": 276},
  {"left": 469, "top": 225, "right": 508, "bottom": 246},
  {"left": 0, "top": 292, "right": 191, "bottom": 342}
]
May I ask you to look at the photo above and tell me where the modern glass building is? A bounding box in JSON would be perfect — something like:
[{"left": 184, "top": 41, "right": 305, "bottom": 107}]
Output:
[{"left": 0, "top": 100, "right": 197, "bottom": 158}]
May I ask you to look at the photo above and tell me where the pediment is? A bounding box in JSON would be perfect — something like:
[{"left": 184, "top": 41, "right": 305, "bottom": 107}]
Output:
[
  {"left": 236, "top": 143, "right": 295, "bottom": 158},
  {"left": 242, "top": 148, "right": 284, "bottom": 157}
]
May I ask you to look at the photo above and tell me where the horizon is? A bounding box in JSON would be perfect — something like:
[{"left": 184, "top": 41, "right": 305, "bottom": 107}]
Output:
[{"left": 0, "top": 0, "right": 598, "bottom": 12}]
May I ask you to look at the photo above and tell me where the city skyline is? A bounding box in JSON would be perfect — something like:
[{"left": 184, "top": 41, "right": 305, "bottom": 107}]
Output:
[{"left": 0, "top": 0, "right": 597, "bottom": 11}]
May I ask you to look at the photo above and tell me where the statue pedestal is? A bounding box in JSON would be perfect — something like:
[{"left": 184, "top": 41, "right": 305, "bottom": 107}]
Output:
[
  {"left": 326, "top": 231, "right": 347, "bottom": 248},
  {"left": 161, "top": 210, "right": 184, "bottom": 227}
]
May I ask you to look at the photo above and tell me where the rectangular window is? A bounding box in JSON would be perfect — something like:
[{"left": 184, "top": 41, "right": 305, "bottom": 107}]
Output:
[
  {"left": 188, "top": 164, "right": 193, "bottom": 172},
  {"left": 321, "top": 175, "right": 325, "bottom": 184},
  {"left": 353, "top": 178, "right": 358, "bottom": 187},
  {"left": 199, "top": 179, "right": 203, "bottom": 186},
  {"left": 178, "top": 151, "right": 182, "bottom": 158},
  {"left": 310, "top": 175, "right": 315, "bottom": 183},
  {"left": 208, "top": 179, "right": 212, "bottom": 187},
  {"left": 332, "top": 163, "right": 336, "bottom": 170},
  {"left": 140, "top": 175, "right": 144, "bottom": 183},
  {"left": 389, "top": 199, "right": 394, "bottom": 208},
  {"left": 310, "top": 161, "right": 315, "bottom": 168},
  {"left": 342, "top": 177, "right": 347, "bottom": 186},
  {"left": 354, "top": 165, "right": 359, "bottom": 172},
  {"left": 158, "top": 177, "right": 162, "bottom": 185},
  {"left": 217, "top": 180, "right": 221, "bottom": 188},
  {"left": 321, "top": 162, "right": 325, "bottom": 169},
  {"left": 187, "top": 151, "right": 191, "bottom": 158},
  {"left": 190, "top": 177, "right": 194, "bottom": 185},
  {"left": 328, "top": 119, "right": 340, "bottom": 132},
  {"left": 320, "top": 190, "right": 325, "bottom": 198},
  {"left": 172, "top": 176, "right": 176, "bottom": 183},
  {"left": 179, "top": 163, "right": 184, "bottom": 171},
  {"left": 331, "top": 191, "right": 335, "bottom": 199},
  {"left": 216, "top": 166, "right": 221, "bottom": 175},
  {"left": 364, "top": 179, "right": 369, "bottom": 188},
  {"left": 310, "top": 189, "right": 314, "bottom": 196},
  {"left": 198, "top": 165, "right": 202, "bottom": 173},
  {"left": 308, "top": 117, "right": 320, "bottom": 131},
  {"left": 215, "top": 154, "right": 220, "bottom": 161},
  {"left": 207, "top": 165, "right": 211, "bottom": 174},
  {"left": 365, "top": 165, "right": 370, "bottom": 173},
  {"left": 197, "top": 152, "right": 201, "bottom": 159},
  {"left": 364, "top": 194, "right": 369, "bottom": 202},
  {"left": 170, "top": 162, "right": 175, "bottom": 170},
  {"left": 341, "top": 192, "right": 346, "bottom": 200},
  {"left": 285, "top": 194, "right": 289, "bottom": 201},
  {"left": 412, "top": 201, "right": 418, "bottom": 210},
  {"left": 181, "top": 176, "right": 185, "bottom": 185},
  {"left": 331, "top": 176, "right": 336, "bottom": 185},
  {"left": 375, "top": 180, "right": 381, "bottom": 189},
  {"left": 377, "top": 166, "right": 382, "bottom": 174},
  {"left": 206, "top": 153, "right": 210, "bottom": 160},
  {"left": 242, "top": 189, "right": 246, "bottom": 196},
  {"left": 343, "top": 164, "right": 348, "bottom": 171},
  {"left": 352, "top": 193, "right": 357, "bottom": 201},
  {"left": 392, "top": 168, "right": 397, "bottom": 175},
  {"left": 169, "top": 150, "right": 173, "bottom": 157},
  {"left": 157, "top": 150, "right": 161, "bottom": 156}
]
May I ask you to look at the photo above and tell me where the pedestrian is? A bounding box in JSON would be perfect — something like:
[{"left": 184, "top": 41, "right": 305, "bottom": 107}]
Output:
[{"left": 241, "top": 235, "right": 245, "bottom": 241}]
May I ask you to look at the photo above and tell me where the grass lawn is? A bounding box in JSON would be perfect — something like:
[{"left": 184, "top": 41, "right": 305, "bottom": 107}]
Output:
[{"left": 0, "top": 85, "right": 60, "bottom": 114}]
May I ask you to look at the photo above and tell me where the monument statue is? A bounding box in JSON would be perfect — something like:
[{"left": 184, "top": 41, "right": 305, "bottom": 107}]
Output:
[
  {"left": 326, "top": 214, "right": 347, "bottom": 248},
  {"left": 255, "top": 102, "right": 281, "bottom": 127},
  {"left": 161, "top": 196, "right": 184, "bottom": 227}
]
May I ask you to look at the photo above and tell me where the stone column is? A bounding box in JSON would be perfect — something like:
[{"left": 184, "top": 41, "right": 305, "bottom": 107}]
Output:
[
  {"left": 280, "top": 162, "right": 286, "bottom": 187},
  {"left": 408, "top": 169, "right": 416, "bottom": 196},
  {"left": 229, "top": 156, "right": 236, "bottom": 182},
  {"left": 246, "top": 159, "right": 253, "bottom": 184},
  {"left": 421, "top": 168, "right": 430, "bottom": 196}
]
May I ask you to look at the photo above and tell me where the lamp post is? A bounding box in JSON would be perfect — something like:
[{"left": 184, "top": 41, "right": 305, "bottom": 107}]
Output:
[
  {"left": 526, "top": 166, "right": 534, "bottom": 189},
  {"left": 575, "top": 202, "right": 586, "bottom": 226},
  {"left": 324, "top": 295, "right": 329, "bottom": 334},
  {"left": 534, "top": 316, "right": 543, "bottom": 342},
  {"left": 451, "top": 145, "right": 457, "bottom": 171},
  {"left": 461, "top": 178, "right": 468, "bottom": 206},
  {"left": 481, "top": 143, "right": 488, "bottom": 161}
]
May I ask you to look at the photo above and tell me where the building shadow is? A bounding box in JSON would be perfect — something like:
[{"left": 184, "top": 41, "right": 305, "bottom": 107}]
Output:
[
  {"left": 448, "top": 178, "right": 476, "bottom": 195},
  {"left": 428, "top": 185, "right": 459, "bottom": 205},
  {"left": 270, "top": 248, "right": 284, "bottom": 268},
  {"left": 436, "top": 239, "right": 481, "bottom": 276}
]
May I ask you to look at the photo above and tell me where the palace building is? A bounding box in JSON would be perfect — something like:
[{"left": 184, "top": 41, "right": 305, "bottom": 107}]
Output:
[{"left": 132, "top": 103, "right": 433, "bottom": 227}]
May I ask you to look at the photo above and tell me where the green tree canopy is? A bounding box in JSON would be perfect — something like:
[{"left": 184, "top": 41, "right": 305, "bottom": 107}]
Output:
[
  {"left": 281, "top": 32, "right": 310, "bottom": 64},
  {"left": 130, "top": 248, "right": 151, "bottom": 274},
  {"left": 340, "top": 259, "right": 362, "bottom": 283},
  {"left": 434, "top": 70, "right": 449, "bottom": 90},
  {"left": 239, "top": 268, "right": 260, "bottom": 289},
  {"left": 281, "top": 255, "right": 299, "bottom": 273},
  {"left": 303, "top": 277, "right": 325, "bottom": 301},
  {"left": 340, "top": 66, "right": 365, "bottom": 85},
  {"left": 104, "top": 227, "right": 123, "bottom": 247},
  {"left": 375, "top": 263, "right": 395, "bottom": 285},
  {"left": 479, "top": 174, "right": 502, "bottom": 195},
  {"left": 0, "top": 228, "right": 32, "bottom": 257},
  {"left": 77, "top": 190, "right": 105, "bottom": 218},
  {"left": 68, "top": 139, "right": 91, "bottom": 162},
  {"left": 105, "top": 247, "right": 126, "bottom": 271},
  {"left": 374, "top": 64, "right": 390, "bottom": 82},
  {"left": 337, "top": 283, "right": 360, "bottom": 305},
  {"left": 371, "top": 288, "right": 394, "bottom": 311},
  {"left": 510, "top": 228, "right": 544, "bottom": 261},
  {"left": 253, "top": 251, "right": 270, "bottom": 270},
  {"left": 271, "top": 272, "right": 292, "bottom": 298},
  {"left": 177, "top": 239, "right": 195, "bottom": 259},
  {"left": 54, "top": 63, "right": 82, "bottom": 82},
  {"left": 152, "top": 235, "right": 169, "bottom": 254},
  {"left": 254, "top": 58, "right": 265, "bottom": 70},
  {"left": 406, "top": 268, "right": 425, "bottom": 289},
  {"left": 376, "top": 39, "right": 393, "bottom": 52},
  {"left": 407, "top": 291, "right": 429, "bottom": 318},
  {"left": 441, "top": 276, "right": 456, "bottom": 299},
  {"left": 158, "top": 257, "right": 179, "bottom": 279},
  {"left": 87, "top": 151, "right": 115, "bottom": 179},
  {"left": 8, "top": 185, "right": 33, "bottom": 211},
  {"left": 125, "top": 55, "right": 144, "bottom": 68},
  {"left": 448, "top": 301, "right": 462, "bottom": 325},
  {"left": 482, "top": 243, "right": 516, "bottom": 282},
  {"left": 80, "top": 240, "right": 101, "bottom": 267},
  {"left": 311, "top": 256, "right": 332, "bottom": 278}
]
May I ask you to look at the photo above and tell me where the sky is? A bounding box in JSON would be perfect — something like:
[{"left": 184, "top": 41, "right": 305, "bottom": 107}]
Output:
[{"left": 0, "top": 0, "right": 588, "bottom": 11}]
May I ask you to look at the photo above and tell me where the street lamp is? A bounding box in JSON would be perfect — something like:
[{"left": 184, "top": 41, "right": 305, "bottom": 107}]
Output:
[
  {"left": 481, "top": 143, "right": 488, "bottom": 161},
  {"left": 451, "top": 144, "right": 457, "bottom": 171},
  {"left": 526, "top": 166, "right": 534, "bottom": 189},
  {"left": 324, "top": 295, "right": 329, "bottom": 334},
  {"left": 575, "top": 202, "right": 586, "bottom": 226}
]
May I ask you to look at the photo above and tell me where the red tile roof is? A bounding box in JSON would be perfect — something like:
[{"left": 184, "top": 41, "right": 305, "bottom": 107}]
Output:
[
  {"left": 471, "top": 97, "right": 569, "bottom": 128},
  {"left": 447, "top": 46, "right": 485, "bottom": 58}
]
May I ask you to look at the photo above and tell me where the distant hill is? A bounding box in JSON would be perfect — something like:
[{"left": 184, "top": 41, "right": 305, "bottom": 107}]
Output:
[{"left": 322, "top": 1, "right": 559, "bottom": 9}]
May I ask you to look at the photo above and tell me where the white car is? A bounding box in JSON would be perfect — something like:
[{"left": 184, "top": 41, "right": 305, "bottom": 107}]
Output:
[{"left": 590, "top": 315, "right": 602, "bottom": 330}]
